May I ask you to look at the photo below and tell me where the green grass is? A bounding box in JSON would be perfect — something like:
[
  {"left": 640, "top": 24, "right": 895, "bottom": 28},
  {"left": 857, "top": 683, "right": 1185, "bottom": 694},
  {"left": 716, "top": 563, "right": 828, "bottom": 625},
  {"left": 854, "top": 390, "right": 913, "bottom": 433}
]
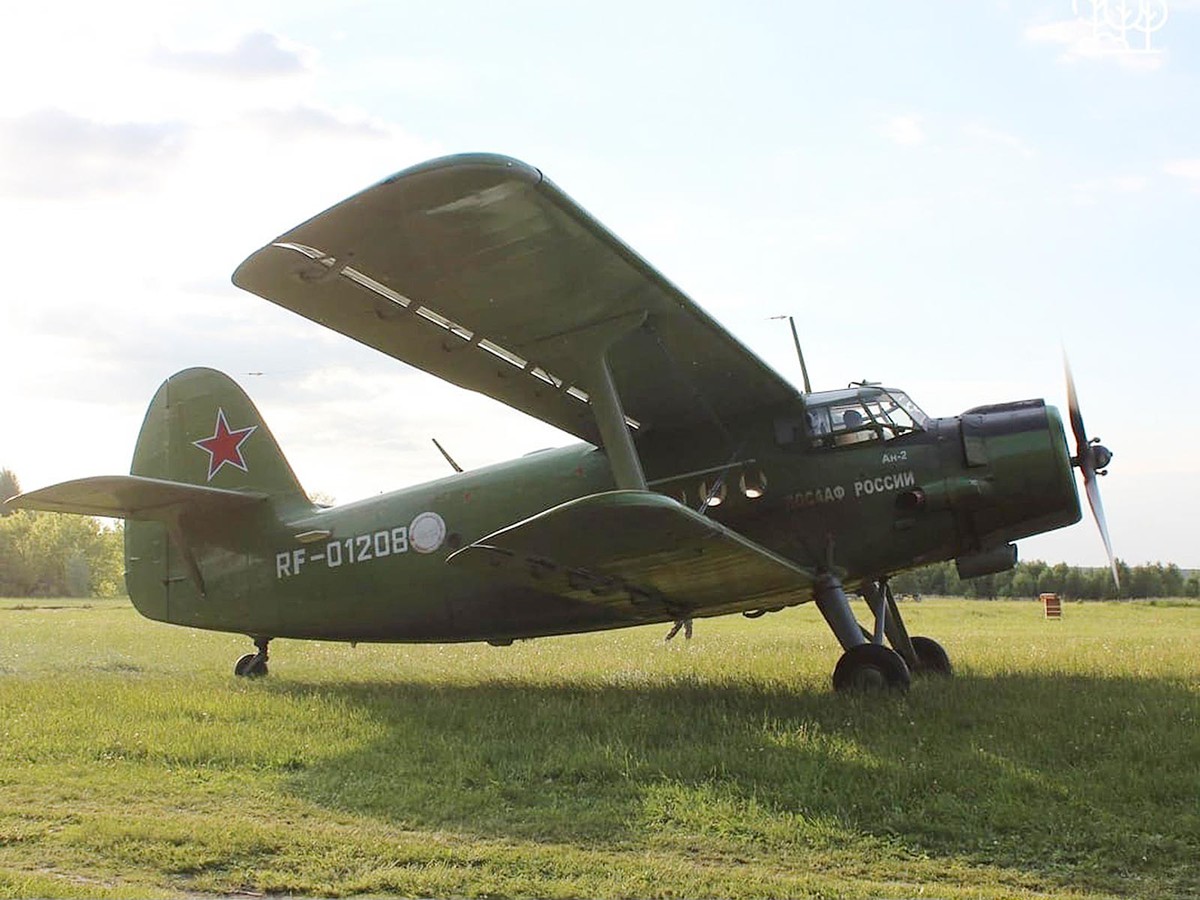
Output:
[{"left": 0, "top": 597, "right": 1196, "bottom": 898}]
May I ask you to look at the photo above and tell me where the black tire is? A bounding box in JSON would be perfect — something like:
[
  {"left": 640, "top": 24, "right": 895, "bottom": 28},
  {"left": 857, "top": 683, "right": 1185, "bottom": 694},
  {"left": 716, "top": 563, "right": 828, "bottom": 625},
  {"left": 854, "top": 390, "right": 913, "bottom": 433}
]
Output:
[
  {"left": 832, "top": 643, "right": 911, "bottom": 693},
  {"left": 234, "top": 653, "right": 268, "bottom": 678},
  {"left": 910, "top": 635, "right": 952, "bottom": 676}
]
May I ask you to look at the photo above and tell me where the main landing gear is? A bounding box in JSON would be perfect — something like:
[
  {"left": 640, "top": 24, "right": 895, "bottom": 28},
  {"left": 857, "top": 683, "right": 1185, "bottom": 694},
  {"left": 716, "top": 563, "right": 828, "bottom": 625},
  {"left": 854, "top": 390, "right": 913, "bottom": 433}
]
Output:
[
  {"left": 814, "top": 574, "right": 951, "bottom": 692},
  {"left": 234, "top": 636, "right": 271, "bottom": 678}
]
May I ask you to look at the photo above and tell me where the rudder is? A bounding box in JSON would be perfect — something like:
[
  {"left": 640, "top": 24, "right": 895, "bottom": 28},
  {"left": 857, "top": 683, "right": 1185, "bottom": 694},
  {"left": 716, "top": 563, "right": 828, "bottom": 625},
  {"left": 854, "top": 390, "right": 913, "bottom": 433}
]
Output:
[{"left": 132, "top": 367, "right": 308, "bottom": 508}]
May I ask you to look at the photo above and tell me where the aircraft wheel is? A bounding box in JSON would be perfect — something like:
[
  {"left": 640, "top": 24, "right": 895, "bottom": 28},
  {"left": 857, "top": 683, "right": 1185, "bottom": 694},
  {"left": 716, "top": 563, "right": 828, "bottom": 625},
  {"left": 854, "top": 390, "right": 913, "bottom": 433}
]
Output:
[
  {"left": 910, "top": 636, "right": 952, "bottom": 676},
  {"left": 832, "top": 643, "right": 911, "bottom": 693},
  {"left": 234, "top": 653, "right": 268, "bottom": 678}
]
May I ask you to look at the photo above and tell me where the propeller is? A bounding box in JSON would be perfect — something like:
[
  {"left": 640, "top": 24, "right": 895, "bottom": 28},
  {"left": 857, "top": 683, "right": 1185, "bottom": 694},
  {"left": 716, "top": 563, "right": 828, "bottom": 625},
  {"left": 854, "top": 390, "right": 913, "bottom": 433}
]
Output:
[{"left": 1064, "top": 354, "right": 1119, "bottom": 588}]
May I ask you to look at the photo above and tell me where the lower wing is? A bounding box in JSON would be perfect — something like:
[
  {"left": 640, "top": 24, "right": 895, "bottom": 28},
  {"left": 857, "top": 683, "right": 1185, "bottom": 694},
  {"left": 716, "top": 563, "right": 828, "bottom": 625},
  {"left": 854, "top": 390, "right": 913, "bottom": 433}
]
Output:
[{"left": 448, "top": 491, "right": 814, "bottom": 618}]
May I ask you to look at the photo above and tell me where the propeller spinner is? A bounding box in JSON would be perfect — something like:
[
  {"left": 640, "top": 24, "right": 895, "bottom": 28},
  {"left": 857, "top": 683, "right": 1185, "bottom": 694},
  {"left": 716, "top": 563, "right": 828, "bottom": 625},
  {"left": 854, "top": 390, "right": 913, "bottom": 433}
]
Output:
[{"left": 1064, "top": 355, "right": 1119, "bottom": 587}]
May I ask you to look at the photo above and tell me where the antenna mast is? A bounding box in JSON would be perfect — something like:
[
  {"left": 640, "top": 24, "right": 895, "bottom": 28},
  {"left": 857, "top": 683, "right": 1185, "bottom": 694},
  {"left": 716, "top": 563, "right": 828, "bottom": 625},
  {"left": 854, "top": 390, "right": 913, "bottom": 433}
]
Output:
[{"left": 771, "top": 315, "right": 812, "bottom": 393}]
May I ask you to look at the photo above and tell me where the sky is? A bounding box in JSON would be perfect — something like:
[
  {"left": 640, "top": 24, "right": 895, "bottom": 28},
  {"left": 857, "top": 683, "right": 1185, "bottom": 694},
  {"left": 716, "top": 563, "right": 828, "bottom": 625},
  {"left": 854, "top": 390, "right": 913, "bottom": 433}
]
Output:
[{"left": 1, "top": 0, "right": 1196, "bottom": 567}]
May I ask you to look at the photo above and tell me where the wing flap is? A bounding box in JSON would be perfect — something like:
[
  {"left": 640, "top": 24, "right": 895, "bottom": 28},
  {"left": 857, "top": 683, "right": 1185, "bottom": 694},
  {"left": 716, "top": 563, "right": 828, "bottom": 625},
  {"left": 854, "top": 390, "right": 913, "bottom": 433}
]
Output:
[
  {"left": 233, "top": 154, "right": 799, "bottom": 441},
  {"left": 7, "top": 476, "right": 268, "bottom": 520},
  {"left": 448, "top": 491, "right": 814, "bottom": 617}
]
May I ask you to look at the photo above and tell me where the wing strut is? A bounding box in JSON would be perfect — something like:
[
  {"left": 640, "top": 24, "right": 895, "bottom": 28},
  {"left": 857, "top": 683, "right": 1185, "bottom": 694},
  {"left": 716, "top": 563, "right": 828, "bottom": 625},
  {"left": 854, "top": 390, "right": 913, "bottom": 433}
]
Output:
[
  {"left": 532, "top": 310, "right": 649, "bottom": 491},
  {"left": 584, "top": 353, "right": 646, "bottom": 491}
]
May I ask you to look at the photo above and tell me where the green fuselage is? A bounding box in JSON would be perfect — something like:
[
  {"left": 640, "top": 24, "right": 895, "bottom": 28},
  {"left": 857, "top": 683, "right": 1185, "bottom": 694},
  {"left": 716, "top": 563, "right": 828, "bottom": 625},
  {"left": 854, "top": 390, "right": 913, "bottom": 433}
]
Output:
[{"left": 125, "top": 393, "right": 1080, "bottom": 643}]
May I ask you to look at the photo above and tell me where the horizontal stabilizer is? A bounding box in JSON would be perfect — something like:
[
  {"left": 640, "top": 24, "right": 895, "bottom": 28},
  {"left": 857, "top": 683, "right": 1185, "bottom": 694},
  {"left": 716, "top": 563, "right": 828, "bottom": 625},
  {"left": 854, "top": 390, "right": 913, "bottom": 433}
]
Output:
[
  {"left": 448, "top": 491, "right": 814, "bottom": 617},
  {"left": 7, "top": 475, "right": 267, "bottom": 521}
]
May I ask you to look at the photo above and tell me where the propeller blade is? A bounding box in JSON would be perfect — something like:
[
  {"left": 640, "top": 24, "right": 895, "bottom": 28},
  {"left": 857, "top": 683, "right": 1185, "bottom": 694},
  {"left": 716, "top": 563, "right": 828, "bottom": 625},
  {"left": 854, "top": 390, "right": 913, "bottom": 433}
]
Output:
[
  {"left": 1063, "top": 351, "right": 1119, "bottom": 589},
  {"left": 1084, "top": 475, "right": 1120, "bottom": 589},
  {"left": 1063, "top": 352, "right": 1088, "bottom": 454}
]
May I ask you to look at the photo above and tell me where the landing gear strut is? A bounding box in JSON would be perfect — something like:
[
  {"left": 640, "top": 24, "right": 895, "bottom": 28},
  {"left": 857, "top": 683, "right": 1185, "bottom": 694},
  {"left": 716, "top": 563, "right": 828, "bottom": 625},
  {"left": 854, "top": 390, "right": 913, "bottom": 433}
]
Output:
[
  {"left": 869, "top": 580, "right": 952, "bottom": 678},
  {"left": 234, "top": 636, "right": 270, "bottom": 678},
  {"left": 814, "top": 574, "right": 951, "bottom": 692}
]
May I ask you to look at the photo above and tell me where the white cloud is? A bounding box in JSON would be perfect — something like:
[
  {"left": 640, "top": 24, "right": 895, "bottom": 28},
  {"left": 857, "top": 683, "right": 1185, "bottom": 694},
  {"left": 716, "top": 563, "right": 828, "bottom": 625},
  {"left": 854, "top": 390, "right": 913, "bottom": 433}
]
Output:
[
  {"left": 241, "top": 105, "right": 390, "bottom": 142},
  {"left": 1072, "top": 173, "right": 1150, "bottom": 200},
  {"left": 878, "top": 115, "right": 926, "bottom": 146},
  {"left": 0, "top": 109, "right": 188, "bottom": 198},
  {"left": 1024, "top": 17, "right": 1167, "bottom": 71},
  {"left": 0, "top": 17, "right": 445, "bottom": 502},
  {"left": 151, "top": 31, "right": 311, "bottom": 79},
  {"left": 962, "top": 123, "right": 1036, "bottom": 159},
  {"left": 1163, "top": 158, "right": 1200, "bottom": 190}
]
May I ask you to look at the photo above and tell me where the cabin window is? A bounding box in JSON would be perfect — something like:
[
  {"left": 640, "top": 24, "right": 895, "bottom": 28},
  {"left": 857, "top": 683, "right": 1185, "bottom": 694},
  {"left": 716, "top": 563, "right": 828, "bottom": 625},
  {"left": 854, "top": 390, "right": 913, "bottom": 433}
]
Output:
[
  {"left": 740, "top": 470, "right": 767, "bottom": 499},
  {"left": 697, "top": 479, "right": 727, "bottom": 508}
]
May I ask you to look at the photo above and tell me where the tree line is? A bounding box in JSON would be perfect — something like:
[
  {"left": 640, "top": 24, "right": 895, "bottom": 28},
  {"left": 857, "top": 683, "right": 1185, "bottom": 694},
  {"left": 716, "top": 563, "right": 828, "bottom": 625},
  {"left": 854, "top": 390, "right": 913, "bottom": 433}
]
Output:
[{"left": 890, "top": 558, "right": 1199, "bottom": 600}]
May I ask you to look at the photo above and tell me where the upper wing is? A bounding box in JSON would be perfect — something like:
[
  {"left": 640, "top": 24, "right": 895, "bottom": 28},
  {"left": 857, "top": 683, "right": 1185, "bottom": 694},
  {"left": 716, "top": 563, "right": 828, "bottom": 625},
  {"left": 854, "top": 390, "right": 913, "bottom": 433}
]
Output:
[
  {"left": 233, "top": 154, "right": 798, "bottom": 443},
  {"left": 447, "top": 490, "right": 814, "bottom": 618},
  {"left": 7, "top": 476, "right": 267, "bottom": 520}
]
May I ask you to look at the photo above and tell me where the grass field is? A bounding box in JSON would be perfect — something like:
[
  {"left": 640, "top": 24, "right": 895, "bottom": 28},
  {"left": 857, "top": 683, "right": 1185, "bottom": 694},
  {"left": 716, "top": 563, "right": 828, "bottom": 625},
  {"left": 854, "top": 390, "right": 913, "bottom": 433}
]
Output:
[{"left": 0, "top": 597, "right": 1196, "bottom": 899}]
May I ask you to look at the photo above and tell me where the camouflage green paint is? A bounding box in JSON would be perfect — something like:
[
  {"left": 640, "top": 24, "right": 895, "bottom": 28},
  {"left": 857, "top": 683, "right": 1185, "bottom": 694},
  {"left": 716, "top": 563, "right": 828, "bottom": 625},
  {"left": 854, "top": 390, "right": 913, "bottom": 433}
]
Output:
[{"left": 117, "top": 369, "right": 1080, "bottom": 644}]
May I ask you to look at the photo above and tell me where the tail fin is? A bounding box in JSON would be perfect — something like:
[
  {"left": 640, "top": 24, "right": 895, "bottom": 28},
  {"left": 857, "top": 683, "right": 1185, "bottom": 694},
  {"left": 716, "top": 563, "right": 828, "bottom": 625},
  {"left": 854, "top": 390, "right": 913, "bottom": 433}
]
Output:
[
  {"left": 133, "top": 367, "right": 309, "bottom": 509},
  {"left": 10, "top": 368, "right": 309, "bottom": 627},
  {"left": 9, "top": 368, "right": 307, "bottom": 517},
  {"left": 127, "top": 368, "right": 308, "bottom": 625}
]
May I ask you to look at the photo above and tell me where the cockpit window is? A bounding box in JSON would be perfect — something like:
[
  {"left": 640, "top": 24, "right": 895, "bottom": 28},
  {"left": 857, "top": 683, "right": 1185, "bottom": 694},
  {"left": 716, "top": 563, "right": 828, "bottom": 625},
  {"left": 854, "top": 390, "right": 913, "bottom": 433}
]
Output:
[
  {"left": 772, "top": 388, "right": 931, "bottom": 451},
  {"left": 788, "top": 387, "right": 929, "bottom": 450}
]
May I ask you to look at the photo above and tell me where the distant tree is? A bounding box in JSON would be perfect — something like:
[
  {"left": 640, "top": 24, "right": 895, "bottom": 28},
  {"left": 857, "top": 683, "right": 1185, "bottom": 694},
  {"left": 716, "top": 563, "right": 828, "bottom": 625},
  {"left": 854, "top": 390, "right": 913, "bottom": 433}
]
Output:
[
  {"left": 967, "top": 572, "right": 998, "bottom": 600},
  {"left": 943, "top": 562, "right": 964, "bottom": 596},
  {"left": 1128, "top": 563, "right": 1165, "bottom": 599},
  {"left": 1063, "top": 566, "right": 1089, "bottom": 599},
  {"left": 1162, "top": 564, "right": 1184, "bottom": 597},
  {"left": 0, "top": 468, "right": 19, "bottom": 516},
  {"left": 1025, "top": 560, "right": 1048, "bottom": 585},
  {"left": 889, "top": 568, "right": 919, "bottom": 595},
  {"left": 65, "top": 551, "right": 91, "bottom": 598},
  {"left": 1111, "top": 560, "right": 1133, "bottom": 599},
  {"left": 1039, "top": 562, "right": 1071, "bottom": 596},
  {"left": 992, "top": 565, "right": 1015, "bottom": 598},
  {"left": 1009, "top": 570, "right": 1037, "bottom": 598},
  {"left": 890, "top": 558, "right": 1195, "bottom": 601},
  {"left": 0, "top": 510, "right": 124, "bottom": 597}
]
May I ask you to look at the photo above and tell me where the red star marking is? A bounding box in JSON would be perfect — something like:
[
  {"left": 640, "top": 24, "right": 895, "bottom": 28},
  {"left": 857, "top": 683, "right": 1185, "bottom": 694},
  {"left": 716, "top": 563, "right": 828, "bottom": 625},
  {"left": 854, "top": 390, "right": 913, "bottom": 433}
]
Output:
[{"left": 192, "top": 409, "right": 257, "bottom": 482}]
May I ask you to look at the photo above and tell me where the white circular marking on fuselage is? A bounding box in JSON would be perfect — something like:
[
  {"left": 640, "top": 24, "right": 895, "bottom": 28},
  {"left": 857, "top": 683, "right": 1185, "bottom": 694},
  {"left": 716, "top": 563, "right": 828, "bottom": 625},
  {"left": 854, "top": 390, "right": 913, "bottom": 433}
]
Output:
[{"left": 409, "top": 511, "right": 447, "bottom": 554}]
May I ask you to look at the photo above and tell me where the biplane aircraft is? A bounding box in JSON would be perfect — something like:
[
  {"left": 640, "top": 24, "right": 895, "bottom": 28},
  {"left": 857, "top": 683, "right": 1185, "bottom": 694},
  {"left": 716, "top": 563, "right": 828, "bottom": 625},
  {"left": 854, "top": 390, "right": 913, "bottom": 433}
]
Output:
[{"left": 8, "top": 154, "right": 1116, "bottom": 691}]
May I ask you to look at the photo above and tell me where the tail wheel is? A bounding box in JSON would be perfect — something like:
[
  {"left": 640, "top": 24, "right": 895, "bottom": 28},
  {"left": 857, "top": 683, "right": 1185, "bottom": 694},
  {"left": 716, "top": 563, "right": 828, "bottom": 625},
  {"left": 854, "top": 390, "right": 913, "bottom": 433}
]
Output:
[
  {"left": 234, "top": 653, "right": 268, "bottom": 678},
  {"left": 910, "top": 635, "right": 952, "bottom": 676},
  {"left": 832, "top": 643, "right": 911, "bottom": 693}
]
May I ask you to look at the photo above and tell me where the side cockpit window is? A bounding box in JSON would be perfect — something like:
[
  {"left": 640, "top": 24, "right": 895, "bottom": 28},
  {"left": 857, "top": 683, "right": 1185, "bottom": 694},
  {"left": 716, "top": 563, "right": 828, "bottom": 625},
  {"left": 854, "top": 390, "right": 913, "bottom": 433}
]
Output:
[
  {"left": 822, "top": 403, "right": 878, "bottom": 447},
  {"left": 806, "top": 407, "right": 832, "bottom": 436}
]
